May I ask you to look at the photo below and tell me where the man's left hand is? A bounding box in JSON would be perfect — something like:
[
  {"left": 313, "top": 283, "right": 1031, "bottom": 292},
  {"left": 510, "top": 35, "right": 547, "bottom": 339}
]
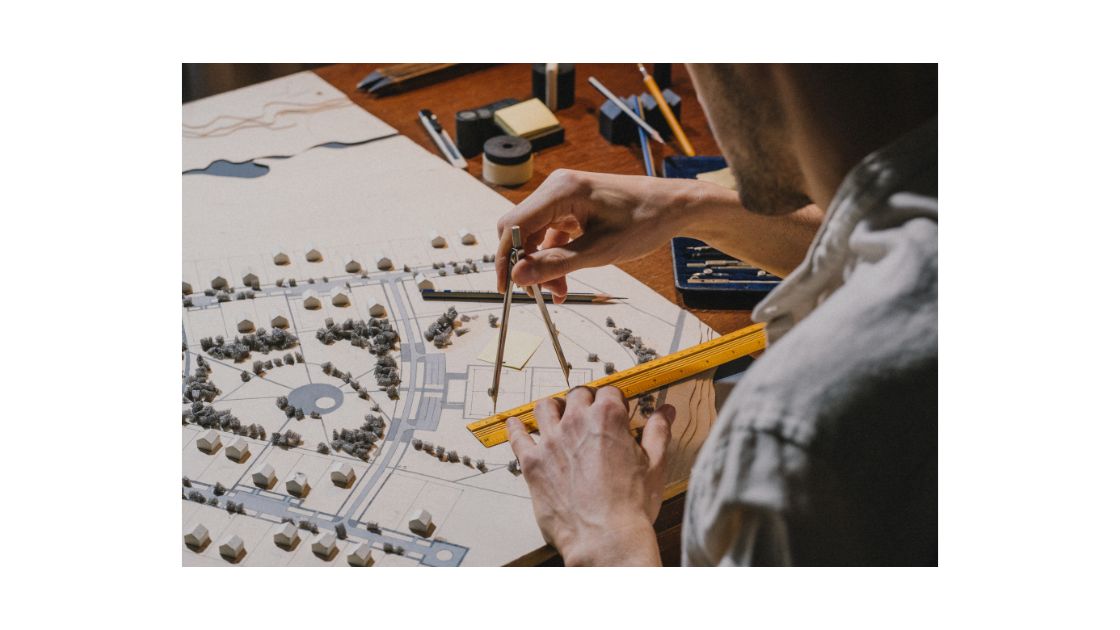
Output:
[{"left": 506, "top": 386, "right": 675, "bottom": 566}]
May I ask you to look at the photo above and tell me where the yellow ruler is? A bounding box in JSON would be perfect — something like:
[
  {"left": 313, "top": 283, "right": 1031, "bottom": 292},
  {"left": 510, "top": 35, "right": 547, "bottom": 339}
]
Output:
[{"left": 467, "top": 322, "right": 768, "bottom": 447}]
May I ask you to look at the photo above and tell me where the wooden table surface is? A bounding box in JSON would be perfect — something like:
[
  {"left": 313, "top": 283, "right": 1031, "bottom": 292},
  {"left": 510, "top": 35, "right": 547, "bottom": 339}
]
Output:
[
  {"left": 315, "top": 63, "right": 750, "bottom": 565},
  {"left": 316, "top": 63, "right": 753, "bottom": 336}
]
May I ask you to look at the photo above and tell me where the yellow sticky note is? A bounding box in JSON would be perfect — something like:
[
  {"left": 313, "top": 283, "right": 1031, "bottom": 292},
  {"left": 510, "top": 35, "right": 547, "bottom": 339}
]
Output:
[
  {"left": 494, "top": 98, "right": 560, "bottom": 139},
  {"left": 478, "top": 330, "right": 542, "bottom": 370}
]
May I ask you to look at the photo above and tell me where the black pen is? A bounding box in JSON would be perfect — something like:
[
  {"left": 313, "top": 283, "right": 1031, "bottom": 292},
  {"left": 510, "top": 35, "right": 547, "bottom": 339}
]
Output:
[{"left": 418, "top": 109, "right": 467, "bottom": 169}]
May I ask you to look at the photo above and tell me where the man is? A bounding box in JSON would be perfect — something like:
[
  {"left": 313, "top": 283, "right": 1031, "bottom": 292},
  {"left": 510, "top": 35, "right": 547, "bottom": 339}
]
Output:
[{"left": 495, "top": 64, "right": 937, "bottom": 566}]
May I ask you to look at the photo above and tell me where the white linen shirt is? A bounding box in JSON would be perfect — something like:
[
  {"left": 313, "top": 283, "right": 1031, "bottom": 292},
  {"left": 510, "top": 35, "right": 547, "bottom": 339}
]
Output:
[{"left": 683, "top": 120, "right": 938, "bottom": 566}]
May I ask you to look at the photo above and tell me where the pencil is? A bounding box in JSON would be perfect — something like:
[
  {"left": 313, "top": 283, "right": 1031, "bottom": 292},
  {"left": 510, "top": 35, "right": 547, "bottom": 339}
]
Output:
[
  {"left": 630, "top": 95, "right": 655, "bottom": 177},
  {"left": 420, "top": 289, "right": 624, "bottom": 304},
  {"left": 638, "top": 64, "right": 695, "bottom": 157}
]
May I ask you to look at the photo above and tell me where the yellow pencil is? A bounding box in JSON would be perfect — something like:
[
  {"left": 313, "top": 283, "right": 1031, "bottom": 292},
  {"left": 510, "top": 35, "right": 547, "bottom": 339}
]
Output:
[{"left": 638, "top": 63, "right": 695, "bottom": 156}]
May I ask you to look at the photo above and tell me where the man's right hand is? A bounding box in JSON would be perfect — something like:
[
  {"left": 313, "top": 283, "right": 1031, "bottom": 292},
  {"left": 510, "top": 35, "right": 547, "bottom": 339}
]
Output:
[{"left": 495, "top": 169, "right": 701, "bottom": 303}]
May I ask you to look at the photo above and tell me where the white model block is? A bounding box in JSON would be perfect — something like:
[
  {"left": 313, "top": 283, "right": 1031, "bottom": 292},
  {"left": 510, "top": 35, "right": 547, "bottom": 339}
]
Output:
[
  {"left": 367, "top": 300, "right": 386, "bottom": 318},
  {"left": 274, "top": 251, "right": 290, "bottom": 265},
  {"left": 286, "top": 471, "right": 310, "bottom": 498},
  {"left": 375, "top": 254, "right": 393, "bottom": 271},
  {"left": 252, "top": 463, "right": 276, "bottom": 489},
  {"left": 430, "top": 231, "right": 447, "bottom": 248},
  {"left": 219, "top": 534, "right": 245, "bottom": 561},
  {"left": 458, "top": 228, "right": 477, "bottom": 245},
  {"left": 330, "top": 287, "right": 350, "bottom": 307},
  {"left": 329, "top": 462, "right": 356, "bottom": 487},
  {"left": 408, "top": 508, "right": 433, "bottom": 535},
  {"left": 242, "top": 271, "right": 259, "bottom": 287},
  {"left": 306, "top": 247, "right": 323, "bottom": 262},
  {"left": 271, "top": 313, "right": 290, "bottom": 329},
  {"left": 225, "top": 438, "right": 250, "bottom": 462},
  {"left": 302, "top": 289, "right": 321, "bottom": 310},
  {"left": 236, "top": 317, "right": 255, "bottom": 333},
  {"left": 196, "top": 429, "right": 222, "bottom": 454},
  {"left": 183, "top": 523, "right": 209, "bottom": 549},
  {"left": 311, "top": 532, "right": 338, "bottom": 558},
  {"left": 344, "top": 258, "right": 362, "bottom": 273},
  {"left": 416, "top": 273, "right": 435, "bottom": 291},
  {"left": 346, "top": 541, "right": 373, "bottom": 567},
  {"left": 272, "top": 522, "right": 299, "bottom": 549}
]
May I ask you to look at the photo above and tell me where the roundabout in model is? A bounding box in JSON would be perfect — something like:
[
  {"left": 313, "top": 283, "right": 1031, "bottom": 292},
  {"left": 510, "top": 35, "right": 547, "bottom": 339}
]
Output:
[{"left": 287, "top": 383, "right": 345, "bottom": 415}]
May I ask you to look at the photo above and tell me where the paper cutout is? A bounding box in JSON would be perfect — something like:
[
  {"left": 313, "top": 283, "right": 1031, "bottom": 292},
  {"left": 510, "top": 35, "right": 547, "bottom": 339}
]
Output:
[
  {"left": 182, "top": 72, "right": 396, "bottom": 171},
  {"left": 477, "top": 330, "right": 543, "bottom": 370}
]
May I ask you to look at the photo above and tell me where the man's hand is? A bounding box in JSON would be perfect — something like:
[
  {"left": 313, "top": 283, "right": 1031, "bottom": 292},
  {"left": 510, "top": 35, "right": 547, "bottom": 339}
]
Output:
[
  {"left": 494, "top": 169, "right": 824, "bottom": 302},
  {"left": 495, "top": 169, "right": 699, "bottom": 302},
  {"left": 506, "top": 386, "right": 676, "bottom": 566}
]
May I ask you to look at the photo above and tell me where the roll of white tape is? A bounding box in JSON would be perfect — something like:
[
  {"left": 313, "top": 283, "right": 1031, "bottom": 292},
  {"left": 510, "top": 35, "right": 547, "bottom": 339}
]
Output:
[{"left": 482, "top": 135, "right": 533, "bottom": 186}]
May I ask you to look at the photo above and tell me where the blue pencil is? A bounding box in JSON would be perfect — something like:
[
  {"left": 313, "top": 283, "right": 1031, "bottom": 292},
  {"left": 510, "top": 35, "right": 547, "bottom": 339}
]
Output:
[{"left": 630, "top": 95, "right": 655, "bottom": 177}]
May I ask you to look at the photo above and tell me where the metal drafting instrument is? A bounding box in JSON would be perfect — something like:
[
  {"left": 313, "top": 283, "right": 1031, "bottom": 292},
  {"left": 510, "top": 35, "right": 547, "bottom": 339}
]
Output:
[
  {"left": 469, "top": 322, "right": 768, "bottom": 447},
  {"left": 637, "top": 63, "right": 695, "bottom": 156},
  {"left": 490, "top": 226, "right": 571, "bottom": 412},
  {"left": 420, "top": 289, "right": 623, "bottom": 304},
  {"left": 588, "top": 76, "right": 666, "bottom": 144}
]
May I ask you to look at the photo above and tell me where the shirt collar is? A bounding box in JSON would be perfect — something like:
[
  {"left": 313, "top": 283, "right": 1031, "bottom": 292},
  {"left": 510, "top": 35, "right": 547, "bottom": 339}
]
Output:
[{"left": 752, "top": 118, "right": 938, "bottom": 341}]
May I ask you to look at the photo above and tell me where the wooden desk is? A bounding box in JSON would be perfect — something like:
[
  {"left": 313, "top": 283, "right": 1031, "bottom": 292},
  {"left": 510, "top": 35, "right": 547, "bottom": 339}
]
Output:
[{"left": 315, "top": 63, "right": 751, "bottom": 565}]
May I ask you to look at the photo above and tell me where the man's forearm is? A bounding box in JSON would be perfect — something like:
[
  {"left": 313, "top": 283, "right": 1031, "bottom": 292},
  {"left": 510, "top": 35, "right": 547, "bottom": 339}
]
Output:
[{"left": 670, "top": 181, "right": 823, "bottom": 278}]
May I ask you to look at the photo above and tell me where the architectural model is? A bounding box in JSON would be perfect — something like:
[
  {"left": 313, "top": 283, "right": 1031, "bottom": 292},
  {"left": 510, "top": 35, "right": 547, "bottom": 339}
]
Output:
[{"left": 183, "top": 72, "right": 720, "bottom": 566}]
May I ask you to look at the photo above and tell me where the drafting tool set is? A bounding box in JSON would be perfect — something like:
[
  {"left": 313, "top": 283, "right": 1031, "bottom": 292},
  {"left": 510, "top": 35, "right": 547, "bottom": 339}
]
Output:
[
  {"left": 467, "top": 322, "right": 768, "bottom": 447},
  {"left": 663, "top": 156, "right": 780, "bottom": 308}
]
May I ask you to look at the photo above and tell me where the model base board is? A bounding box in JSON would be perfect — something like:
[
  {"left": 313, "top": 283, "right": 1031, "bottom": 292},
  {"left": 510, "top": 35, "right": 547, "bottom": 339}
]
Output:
[{"left": 182, "top": 73, "right": 719, "bottom": 566}]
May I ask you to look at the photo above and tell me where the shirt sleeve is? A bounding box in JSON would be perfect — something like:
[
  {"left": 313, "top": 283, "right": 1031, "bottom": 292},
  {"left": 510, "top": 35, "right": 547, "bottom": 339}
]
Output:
[{"left": 683, "top": 426, "right": 794, "bottom": 566}]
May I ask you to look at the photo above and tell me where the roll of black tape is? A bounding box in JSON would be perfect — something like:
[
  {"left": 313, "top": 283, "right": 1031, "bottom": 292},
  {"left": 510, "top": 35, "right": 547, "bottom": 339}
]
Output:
[
  {"left": 531, "top": 63, "right": 576, "bottom": 110},
  {"left": 482, "top": 135, "right": 533, "bottom": 186},
  {"left": 455, "top": 109, "right": 485, "bottom": 159}
]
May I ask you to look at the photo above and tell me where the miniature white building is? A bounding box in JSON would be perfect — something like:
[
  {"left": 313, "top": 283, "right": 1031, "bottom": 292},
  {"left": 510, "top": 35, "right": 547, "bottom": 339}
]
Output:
[
  {"left": 236, "top": 317, "right": 255, "bottom": 333},
  {"left": 251, "top": 463, "right": 276, "bottom": 489},
  {"left": 242, "top": 271, "right": 259, "bottom": 287},
  {"left": 311, "top": 532, "right": 338, "bottom": 558},
  {"left": 271, "top": 313, "right": 290, "bottom": 329},
  {"left": 459, "top": 228, "right": 477, "bottom": 245},
  {"left": 211, "top": 274, "right": 229, "bottom": 290},
  {"left": 286, "top": 471, "right": 310, "bottom": 498},
  {"left": 430, "top": 231, "right": 447, "bottom": 248},
  {"left": 182, "top": 281, "right": 193, "bottom": 295},
  {"left": 415, "top": 273, "right": 435, "bottom": 291},
  {"left": 302, "top": 289, "right": 321, "bottom": 310},
  {"left": 225, "top": 438, "right": 250, "bottom": 462},
  {"left": 196, "top": 429, "right": 222, "bottom": 454},
  {"left": 274, "top": 251, "right": 290, "bottom": 265},
  {"left": 408, "top": 508, "right": 433, "bottom": 535},
  {"left": 183, "top": 523, "right": 209, "bottom": 549},
  {"left": 219, "top": 534, "right": 245, "bottom": 561},
  {"left": 367, "top": 299, "right": 387, "bottom": 318},
  {"left": 272, "top": 522, "right": 299, "bottom": 549},
  {"left": 344, "top": 257, "right": 362, "bottom": 273},
  {"left": 329, "top": 462, "right": 356, "bottom": 487},
  {"left": 375, "top": 254, "right": 393, "bottom": 271},
  {"left": 306, "top": 247, "right": 323, "bottom": 262},
  {"left": 346, "top": 541, "right": 373, "bottom": 567},
  {"left": 330, "top": 287, "right": 350, "bottom": 307}
]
